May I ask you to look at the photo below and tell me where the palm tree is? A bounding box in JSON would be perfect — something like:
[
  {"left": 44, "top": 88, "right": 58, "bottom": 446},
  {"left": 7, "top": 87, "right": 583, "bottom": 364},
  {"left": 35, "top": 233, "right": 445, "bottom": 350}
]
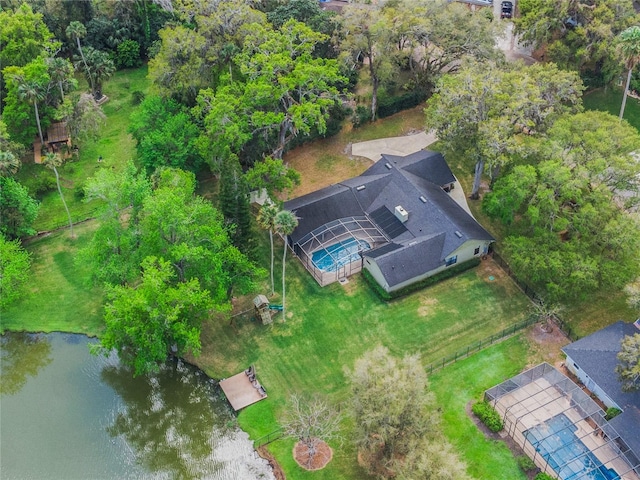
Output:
[
  {"left": 66, "top": 21, "right": 93, "bottom": 94},
  {"left": 46, "top": 57, "right": 75, "bottom": 103},
  {"left": 0, "top": 151, "right": 20, "bottom": 176},
  {"left": 43, "top": 152, "right": 74, "bottom": 239},
  {"left": 83, "top": 47, "right": 115, "bottom": 100},
  {"left": 274, "top": 209, "right": 299, "bottom": 321},
  {"left": 16, "top": 77, "right": 45, "bottom": 145},
  {"left": 257, "top": 201, "right": 280, "bottom": 296},
  {"left": 618, "top": 26, "right": 640, "bottom": 120}
]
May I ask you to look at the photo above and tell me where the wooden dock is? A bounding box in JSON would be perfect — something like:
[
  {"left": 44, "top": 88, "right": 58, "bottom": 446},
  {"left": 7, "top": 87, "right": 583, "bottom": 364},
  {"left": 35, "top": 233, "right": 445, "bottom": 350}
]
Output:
[{"left": 219, "top": 369, "right": 267, "bottom": 411}]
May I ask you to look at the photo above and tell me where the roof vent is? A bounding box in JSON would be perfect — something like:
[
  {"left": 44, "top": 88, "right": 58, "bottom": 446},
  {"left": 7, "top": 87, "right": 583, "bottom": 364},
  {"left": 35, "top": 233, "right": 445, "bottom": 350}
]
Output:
[
  {"left": 419, "top": 196, "right": 427, "bottom": 203},
  {"left": 394, "top": 205, "right": 409, "bottom": 223},
  {"left": 454, "top": 230, "right": 463, "bottom": 238},
  {"left": 385, "top": 163, "right": 392, "bottom": 169},
  {"left": 356, "top": 185, "right": 366, "bottom": 191}
]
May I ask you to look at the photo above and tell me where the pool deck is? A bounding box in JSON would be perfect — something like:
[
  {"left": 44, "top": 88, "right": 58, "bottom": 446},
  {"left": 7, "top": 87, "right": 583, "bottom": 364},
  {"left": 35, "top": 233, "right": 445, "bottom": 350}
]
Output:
[
  {"left": 495, "top": 377, "right": 640, "bottom": 480},
  {"left": 219, "top": 370, "right": 267, "bottom": 411}
]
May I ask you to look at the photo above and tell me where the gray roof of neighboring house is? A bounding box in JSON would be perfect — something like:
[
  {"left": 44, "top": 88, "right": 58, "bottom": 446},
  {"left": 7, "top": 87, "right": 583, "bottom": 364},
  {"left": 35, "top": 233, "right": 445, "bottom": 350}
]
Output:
[
  {"left": 284, "top": 150, "right": 494, "bottom": 287},
  {"left": 562, "top": 321, "right": 640, "bottom": 457}
]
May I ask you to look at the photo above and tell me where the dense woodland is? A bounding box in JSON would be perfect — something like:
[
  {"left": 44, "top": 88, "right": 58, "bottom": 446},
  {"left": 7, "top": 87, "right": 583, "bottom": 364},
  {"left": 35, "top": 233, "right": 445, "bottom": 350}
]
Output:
[{"left": 2, "top": 0, "right": 640, "bottom": 477}]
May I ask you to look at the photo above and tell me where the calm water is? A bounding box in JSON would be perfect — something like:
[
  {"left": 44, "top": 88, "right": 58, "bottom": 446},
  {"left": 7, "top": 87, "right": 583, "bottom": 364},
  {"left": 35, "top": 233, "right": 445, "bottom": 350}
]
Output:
[{"left": 0, "top": 332, "right": 274, "bottom": 480}]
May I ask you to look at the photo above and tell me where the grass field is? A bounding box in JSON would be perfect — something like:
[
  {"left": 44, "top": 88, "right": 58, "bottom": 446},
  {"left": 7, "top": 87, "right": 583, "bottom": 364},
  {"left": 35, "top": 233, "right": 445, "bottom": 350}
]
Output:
[
  {"left": 0, "top": 221, "right": 104, "bottom": 335},
  {"left": 583, "top": 86, "right": 640, "bottom": 131},
  {"left": 193, "top": 239, "right": 531, "bottom": 478},
  {"left": 15, "top": 66, "right": 150, "bottom": 232},
  {"left": 430, "top": 335, "right": 530, "bottom": 480}
]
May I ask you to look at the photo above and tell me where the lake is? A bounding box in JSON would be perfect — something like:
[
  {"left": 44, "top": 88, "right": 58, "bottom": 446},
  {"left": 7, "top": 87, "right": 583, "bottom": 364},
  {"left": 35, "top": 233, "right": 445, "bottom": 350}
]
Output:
[{"left": 0, "top": 332, "right": 274, "bottom": 480}]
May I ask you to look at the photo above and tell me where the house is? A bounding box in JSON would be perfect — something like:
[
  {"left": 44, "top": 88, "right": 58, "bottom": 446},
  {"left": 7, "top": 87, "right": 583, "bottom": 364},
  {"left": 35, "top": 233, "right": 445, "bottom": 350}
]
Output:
[
  {"left": 283, "top": 150, "right": 494, "bottom": 291},
  {"left": 562, "top": 320, "right": 640, "bottom": 459}
]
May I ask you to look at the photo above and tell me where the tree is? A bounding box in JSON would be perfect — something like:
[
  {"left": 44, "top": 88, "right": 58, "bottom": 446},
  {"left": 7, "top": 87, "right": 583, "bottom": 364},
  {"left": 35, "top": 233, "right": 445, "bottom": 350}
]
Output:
[
  {"left": 0, "top": 177, "right": 39, "bottom": 240},
  {"left": 483, "top": 112, "right": 640, "bottom": 301},
  {"left": 0, "top": 4, "right": 54, "bottom": 69},
  {"left": 282, "top": 394, "right": 342, "bottom": 469},
  {"left": 81, "top": 47, "right": 115, "bottom": 100},
  {"left": 257, "top": 202, "right": 280, "bottom": 296},
  {"left": 426, "top": 61, "right": 583, "bottom": 198},
  {"left": 46, "top": 56, "right": 76, "bottom": 103},
  {"left": 616, "top": 333, "right": 640, "bottom": 392},
  {"left": 16, "top": 78, "right": 46, "bottom": 145},
  {"left": 515, "top": 0, "right": 637, "bottom": 79},
  {"left": 219, "top": 156, "right": 252, "bottom": 252},
  {"left": 67, "top": 93, "right": 107, "bottom": 143},
  {"left": 617, "top": 26, "right": 640, "bottom": 120},
  {"left": 625, "top": 278, "right": 640, "bottom": 312},
  {"left": 3, "top": 58, "right": 54, "bottom": 147},
  {"left": 195, "top": 19, "right": 345, "bottom": 161},
  {"left": 0, "top": 120, "right": 25, "bottom": 175},
  {"left": 274, "top": 210, "right": 298, "bottom": 321},
  {"left": 245, "top": 156, "right": 301, "bottom": 200},
  {"left": 346, "top": 346, "right": 437, "bottom": 477},
  {"left": 43, "top": 152, "right": 74, "bottom": 239},
  {"left": 129, "top": 95, "right": 203, "bottom": 173},
  {"left": 99, "top": 256, "right": 214, "bottom": 376},
  {"left": 0, "top": 233, "right": 32, "bottom": 309},
  {"left": 66, "top": 21, "right": 93, "bottom": 94},
  {"left": 394, "top": 437, "right": 467, "bottom": 480},
  {"left": 340, "top": 0, "right": 397, "bottom": 121}
]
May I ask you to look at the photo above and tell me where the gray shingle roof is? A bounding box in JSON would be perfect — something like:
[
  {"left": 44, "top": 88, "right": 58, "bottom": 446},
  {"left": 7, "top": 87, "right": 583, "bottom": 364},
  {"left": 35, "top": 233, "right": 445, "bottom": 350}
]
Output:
[
  {"left": 284, "top": 150, "right": 494, "bottom": 287},
  {"left": 562, "top": 321, "right": 640, "bottom": 457}
]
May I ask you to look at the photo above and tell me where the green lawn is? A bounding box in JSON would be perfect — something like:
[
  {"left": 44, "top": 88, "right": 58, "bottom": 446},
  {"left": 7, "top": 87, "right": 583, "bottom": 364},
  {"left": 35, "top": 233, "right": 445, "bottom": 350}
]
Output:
[
  {"left": 0, "top": 220, "right": 104, "bottom": 335},
  {"left": 430, "top": 335, "right": 530, "bottom": 480},
  {"left": 193, "top": 233, "right": 532, "bottom": 479},
  {"left": 583, "top": 86, "right": 640, "bottom": 131},
  {"left": 16, "top": 66, "right": 150, "bottom": 232}
]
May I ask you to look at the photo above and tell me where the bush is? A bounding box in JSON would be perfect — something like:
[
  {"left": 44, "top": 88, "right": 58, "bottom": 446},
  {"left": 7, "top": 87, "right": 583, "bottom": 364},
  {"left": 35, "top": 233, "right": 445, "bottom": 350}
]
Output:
[
  {"left": 115, "top": 40, "right": 141, "bottom": 69},
  {"left": 517, "top": 455, "right": 536, "bottom": 472},
  {"left": 363, "top": 258, "right": 481, "bottom": 301},
  {"left": 605, "top": 407, "right": 622, "bottom": 420},
  {"left": 131, "top": 90, "right": 145, "bottom": 106},
  {"left": 351, "top": 105, "right": 372, "bottom": 128},
  {"left": 534, "top": 473, "right": 555, "bottom": 480},
  {"left": 377, "top": 91, "right": 428, "bottom": 119},
  {"left": 73, "top": 183, "right": 85, "bottom": 201},
  {"left": 24, "top": 170, "right": 56, "bottom": 197},
  {"left": 472, "top": 401, "right": 504, "bottom": 433}
]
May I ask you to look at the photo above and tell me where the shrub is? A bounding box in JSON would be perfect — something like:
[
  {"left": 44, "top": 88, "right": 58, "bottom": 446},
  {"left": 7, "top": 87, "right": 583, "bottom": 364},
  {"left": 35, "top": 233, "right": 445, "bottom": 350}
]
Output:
[
  {"left": 534, "top": 473, "right": 555, "bottom": 480},
  {"left": 517, "top": 455, "right": 536, "bottom": 472},
  {"left": 377, "top": 91, "right": 428, "bottom": 119},
  {"left": 131, "top": 90, "right": 145, "bottom": 106},
  {"left": 351, "top": 105, "right": 372, "bottom": 128},
  {"left": 605, "top": 407, "right": 622, "bottom": 420},
  {"left": 73, "top": 183, "right": 85, "bottom": 201},
  {"left": 115, "top": 40, "right": 141, "bottom": 69},
  {"left": 472, "top": 401, "right": 503, "bottom": 432}
]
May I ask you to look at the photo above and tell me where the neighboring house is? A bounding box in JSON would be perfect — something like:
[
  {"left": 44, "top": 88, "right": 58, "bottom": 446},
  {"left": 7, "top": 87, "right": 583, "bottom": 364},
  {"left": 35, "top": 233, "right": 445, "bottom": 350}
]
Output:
[
  {"left": 284, "top": 150, "right": 494, "bottom": 291},
  {"left": 562, "top": 320, "right": 640, "bottom": 459}
]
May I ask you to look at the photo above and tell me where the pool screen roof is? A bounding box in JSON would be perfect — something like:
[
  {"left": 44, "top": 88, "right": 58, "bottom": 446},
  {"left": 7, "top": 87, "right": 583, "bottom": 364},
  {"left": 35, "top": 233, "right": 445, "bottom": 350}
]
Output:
[{"left": 485, "top": 363, "right": 640, "bottom": 480}]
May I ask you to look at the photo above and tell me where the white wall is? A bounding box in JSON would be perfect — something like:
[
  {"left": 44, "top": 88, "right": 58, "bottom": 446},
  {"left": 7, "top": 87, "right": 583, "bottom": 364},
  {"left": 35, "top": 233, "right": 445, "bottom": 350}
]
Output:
[{"left": 564, "top": 356, "right": 619, "bottom": 409}]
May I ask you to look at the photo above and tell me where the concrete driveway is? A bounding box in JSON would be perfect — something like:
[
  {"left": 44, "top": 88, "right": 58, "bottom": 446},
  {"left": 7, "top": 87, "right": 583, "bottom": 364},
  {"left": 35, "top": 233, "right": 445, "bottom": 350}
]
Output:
[{"left": 351, "top": 130, "right": 438, "bottom": 161}]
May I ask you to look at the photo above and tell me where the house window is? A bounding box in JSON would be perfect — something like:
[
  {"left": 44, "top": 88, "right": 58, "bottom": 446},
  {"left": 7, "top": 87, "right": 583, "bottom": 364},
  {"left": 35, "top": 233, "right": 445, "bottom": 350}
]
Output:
[
  {"left": 445, "top": 256, "right": 457, "bottom": 266},
  {"left": 474, "top": 246, "right": 480, "bottom": 255}
]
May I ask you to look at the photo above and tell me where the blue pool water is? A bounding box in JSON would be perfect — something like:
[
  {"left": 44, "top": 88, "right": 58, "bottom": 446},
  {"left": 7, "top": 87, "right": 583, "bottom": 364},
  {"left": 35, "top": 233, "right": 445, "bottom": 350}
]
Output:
[
  {"left": 312, "top": 239, "right": 371, "bottom": 272},
  {"left": 524, "top": 414, "right": 620, "bottom": 480}
]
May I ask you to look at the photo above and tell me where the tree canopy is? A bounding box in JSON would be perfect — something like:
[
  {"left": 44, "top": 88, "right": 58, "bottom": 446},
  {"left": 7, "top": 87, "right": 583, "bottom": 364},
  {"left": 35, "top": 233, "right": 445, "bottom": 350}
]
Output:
[
  {"left": 0, "top": 177, "right": 40, "bottom": 240},
  {"left": 0, "top": 233, "right": 32, "bottom": 309},
  {"left": 483, "top": 111, "right": 640, "bottom": 301},
  {"left": 616, "top": 333, "right": 640, "bottom": 392}
]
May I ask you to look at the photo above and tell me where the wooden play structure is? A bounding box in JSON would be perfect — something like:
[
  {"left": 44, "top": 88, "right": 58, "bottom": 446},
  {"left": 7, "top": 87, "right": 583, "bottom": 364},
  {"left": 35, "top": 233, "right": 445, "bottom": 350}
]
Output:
[{"left": 253, "top": 295, "right": 283, "bottom": 325}]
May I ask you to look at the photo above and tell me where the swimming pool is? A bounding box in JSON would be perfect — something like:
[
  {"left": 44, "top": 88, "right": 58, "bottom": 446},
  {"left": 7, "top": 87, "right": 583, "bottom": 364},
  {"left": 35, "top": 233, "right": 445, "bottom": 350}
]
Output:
[
  {"left": 312, "top": 239, "right": 371, "bottom": 272},
  {"left": 524, "top": 414, "right": 620, "bottom": 480}
]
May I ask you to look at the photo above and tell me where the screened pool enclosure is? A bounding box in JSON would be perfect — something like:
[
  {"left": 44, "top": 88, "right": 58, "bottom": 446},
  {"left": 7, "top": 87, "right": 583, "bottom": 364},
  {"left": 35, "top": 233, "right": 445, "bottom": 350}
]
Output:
[
  {"left": 485, "top": 363, "right": 640, "bottom": 480},
  {"left": 290, "top": 216, "right": 389, "bottom": 286}
]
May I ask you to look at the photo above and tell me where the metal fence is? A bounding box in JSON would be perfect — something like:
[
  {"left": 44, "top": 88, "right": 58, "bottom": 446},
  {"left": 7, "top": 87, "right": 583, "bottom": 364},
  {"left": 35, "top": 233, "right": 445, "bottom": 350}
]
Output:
[
  {"left": 491, "top": 252, "right": 579, "bottom": 342},
  {"left": 253, "top": 428, "right": 284, "bottom": 449},
  {"left": 425, "top": 315, "right": 540, "bottom": 375}
]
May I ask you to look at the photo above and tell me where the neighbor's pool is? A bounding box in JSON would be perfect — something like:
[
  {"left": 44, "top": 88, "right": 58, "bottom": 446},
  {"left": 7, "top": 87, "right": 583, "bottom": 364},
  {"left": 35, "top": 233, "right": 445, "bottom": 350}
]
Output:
[
  {"left": 312, "top": 238, "right": 371, "bottom": 272},
  {"left": 524, "top": 414, "right": 620, "bottom": 480}
]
